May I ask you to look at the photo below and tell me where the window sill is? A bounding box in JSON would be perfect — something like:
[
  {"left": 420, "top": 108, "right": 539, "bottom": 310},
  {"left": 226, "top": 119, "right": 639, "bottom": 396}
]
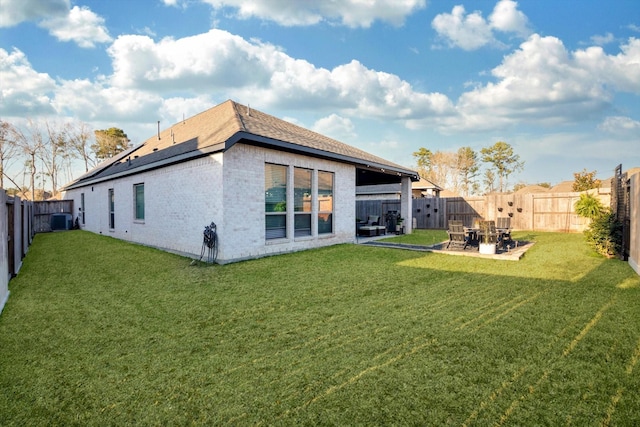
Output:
[
  {"left": 318, "top": 233, "right": 335, "bottom": 240},
  {"left": 266, "top": 238, "right": 290, "bottom": 245}
]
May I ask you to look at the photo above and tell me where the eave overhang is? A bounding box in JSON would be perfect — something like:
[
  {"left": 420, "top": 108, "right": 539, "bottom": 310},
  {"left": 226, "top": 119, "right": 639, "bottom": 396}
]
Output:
[{"left": 63, "top": 131, "right": 419, "bottom": 191}]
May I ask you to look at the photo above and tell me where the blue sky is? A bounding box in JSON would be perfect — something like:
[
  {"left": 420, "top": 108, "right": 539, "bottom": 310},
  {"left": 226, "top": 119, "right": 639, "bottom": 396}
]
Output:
[{"left": 1, "top": 0, "right": 639, "bottom": 190}]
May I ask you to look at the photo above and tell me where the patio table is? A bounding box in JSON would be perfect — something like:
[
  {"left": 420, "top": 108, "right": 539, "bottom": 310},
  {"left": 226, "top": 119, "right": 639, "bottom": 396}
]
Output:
[{"left": 464, "top": 227, "right": 479, "bottom": 246}]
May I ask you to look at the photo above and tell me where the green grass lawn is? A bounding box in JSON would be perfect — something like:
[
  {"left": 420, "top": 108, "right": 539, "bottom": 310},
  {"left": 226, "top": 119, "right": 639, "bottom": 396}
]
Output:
[{"left": 1, "top": 230, "right": 640, "bottom": 426}]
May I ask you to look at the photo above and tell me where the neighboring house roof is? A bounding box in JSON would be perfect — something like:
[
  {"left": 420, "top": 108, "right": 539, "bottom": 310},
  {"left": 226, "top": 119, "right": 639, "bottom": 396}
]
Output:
[
  {"left": 65, "top": 100, "right": 419, "bottom": 190},
  {"left": 412, "top": 177, "right": 443, "bottom": 191},
  {"left": 515, "top": 185, "right": 550, "bottom": 194},
  {"left": 439, "top": 189, "right": 460, "bottom": 197},
  {"left": 550, "top": 181, "right": 575, "bottom": 192}
]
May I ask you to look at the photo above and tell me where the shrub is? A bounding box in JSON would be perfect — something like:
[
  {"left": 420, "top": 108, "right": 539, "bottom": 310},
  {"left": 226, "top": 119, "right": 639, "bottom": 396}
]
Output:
[
  {"left": 582, "top": 211, "right": 623, "bottom": 258},
  {"left": 574, "top": 193, "right": 622, "bottom": 258},
  {"left": 574, "top": 193, "right": 605, "bottom": 220}
]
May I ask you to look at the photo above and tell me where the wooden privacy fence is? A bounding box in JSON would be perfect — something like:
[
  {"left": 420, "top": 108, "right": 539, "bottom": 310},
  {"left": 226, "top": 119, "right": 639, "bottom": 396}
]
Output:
[
  {"left": 357, "top": 191, "right": 611, "bottom": 233},
  {"left": 33, "top": 200, "right": 74, "bottom": 233}
]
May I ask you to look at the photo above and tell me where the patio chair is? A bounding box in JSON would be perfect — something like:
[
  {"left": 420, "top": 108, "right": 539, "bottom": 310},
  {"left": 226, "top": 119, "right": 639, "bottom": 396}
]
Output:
[
  {"left": 496, "top": 217, "right": 513, "bottom": 248},
  {"left": 358, "top": 215, "right": 386, "bottom": 236},
  {"left": 365, "top": 215, "right": 380, "bottom": 226},
  {"left": 446, "top": 220, "right": 469, "bottom": 249}
]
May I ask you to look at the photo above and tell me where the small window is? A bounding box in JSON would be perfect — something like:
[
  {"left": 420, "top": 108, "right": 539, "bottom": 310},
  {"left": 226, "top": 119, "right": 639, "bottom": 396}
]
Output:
[
  {"left": 108, "top": 189, "right": 115, "bottom": 229},
  {"left": 134, "top": 183, "right": 144, "bottom": 221},
  {"left": 265, "top": 164, "right": 287, "bottom": 239},
  {"left": 318, "top": 171, "right": 334, "bottom": 234}
]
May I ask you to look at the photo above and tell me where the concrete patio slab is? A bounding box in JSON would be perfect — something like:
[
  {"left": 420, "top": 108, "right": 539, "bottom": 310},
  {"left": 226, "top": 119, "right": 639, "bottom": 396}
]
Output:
[{"left": 358, "top": 239, "right": 535, "bottom": 261}]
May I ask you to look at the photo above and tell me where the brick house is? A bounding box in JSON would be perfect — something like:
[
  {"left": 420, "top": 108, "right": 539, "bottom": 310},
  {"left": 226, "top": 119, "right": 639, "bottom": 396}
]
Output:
[{"left": 62, "top": 100, "right": 418, "bottom": 264}]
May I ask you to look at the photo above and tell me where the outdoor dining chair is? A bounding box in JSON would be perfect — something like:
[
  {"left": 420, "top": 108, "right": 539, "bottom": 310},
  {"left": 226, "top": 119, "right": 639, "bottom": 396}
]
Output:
[{"left": 496, "top": 217, "right": 513, "bottom": 248}]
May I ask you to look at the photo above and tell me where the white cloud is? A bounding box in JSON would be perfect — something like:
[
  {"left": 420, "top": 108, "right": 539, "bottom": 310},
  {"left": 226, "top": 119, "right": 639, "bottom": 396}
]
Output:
[
  {"left": 590, "top": 32, "right": 615, "bottom": 46},
  {"left": 432, "top": 5, "right": 495, "bottom": 51},
  {"left": 53, "top": 78, "right": 163, "bottom": 122},
  {"left": 312, "top": 114, "right": 356, "bottom": 141},
  {"left": 201, "top": 0, "right": 426, "bottom": 28},
  {"left": 489, "top": 0, "right": 530, "bottom": 37},
  {"left": 39, "top": 5, "right": 112, "bottom": 48},
  {"left": 446, "top": 35, "right": 618, "bottom": 130},
  {"left": 432, "top": 0, "right": 530, "bottom": 51},
  {"left": 107, "top": 29, "right": 454, "bottom": 120},
  {"left": 4, "top": 18, "right": 638, "bottom": 155},
  {"left": 406, "top": 35, "right": 640, "bottom": 133},
  {"left": 0, "top": 48, "right": 56, "bottom": 115},
  {"left": 108, "top": 31, "right": 274, "bottom": 91},
  {"left": 0, "top": 0, "right": 111, "bottom": 48},
  {"left": 159, "top": 96, "right": 217, "bottom": 124},
  {"left": 598, "top": 116, "right": 640, "bottom": 135},
  {"left": 0, "top": 0, "right": 69, "bottom": 27}
]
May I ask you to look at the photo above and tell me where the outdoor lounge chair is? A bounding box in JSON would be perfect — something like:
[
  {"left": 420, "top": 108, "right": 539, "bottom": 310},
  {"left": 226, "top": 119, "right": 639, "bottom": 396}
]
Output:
[
  {"left": 446, "top": 220, "right": 469, "bottom": 249},
  {"left": 358, "top": 215, "right": 386, "bottom": 236}
]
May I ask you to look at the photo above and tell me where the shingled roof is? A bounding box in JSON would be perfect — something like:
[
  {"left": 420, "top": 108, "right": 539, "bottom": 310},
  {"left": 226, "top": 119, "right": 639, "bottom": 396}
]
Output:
[{"left": 65, "top": 100, "right": 418, "bottom": 189}]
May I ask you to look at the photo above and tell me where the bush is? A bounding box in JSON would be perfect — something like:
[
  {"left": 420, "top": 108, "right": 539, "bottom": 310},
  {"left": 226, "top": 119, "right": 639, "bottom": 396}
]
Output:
[
  {"left": 574, "top": 193, "right": 623, "bottom": 258},
  {"left": 574, "top": 193, "right": 605, "bottom": 219},
  {"left": 583, "top": 211, "right": 623, "bottom": 258}
]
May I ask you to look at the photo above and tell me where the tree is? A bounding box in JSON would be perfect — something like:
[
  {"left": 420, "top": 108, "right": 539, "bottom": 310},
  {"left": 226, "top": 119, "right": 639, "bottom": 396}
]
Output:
[
  {"left": 0, "top": 120, "right": 18, "bottom": 189},
  {"left": 67, "top": 121, "right": 96, "bottom": 172},
  {"left": 11, "top": 119, "right": 44, "bottom": 200},
  {"left": 480, "top": 141, "right": 524, "bottom": 193},
  {"left": 92, "top": 127, "right": 131, "bottom": 161},
  {"left": 412, "top": 147, "right": 433, "bottom": 180},
  {"left": 572, "top": 169, "right": 601, "bottom": 192},
  {"left": 482, "top": 169, "right": 496, "bottom": 194},
  {"left": 430, "top": 151, "right": 458, "bottom": 191},
  {"left": 42, "top": 120, "right": 68, "bottom": 197},
  {"left": 456, "top": 146, "right": 479, "bottom": 196}
]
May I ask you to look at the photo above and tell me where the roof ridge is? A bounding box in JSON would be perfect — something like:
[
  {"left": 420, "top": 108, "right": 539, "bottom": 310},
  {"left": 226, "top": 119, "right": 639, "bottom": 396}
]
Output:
[{"left": 229, "top": 100, "right": 248, "bottom": 132}]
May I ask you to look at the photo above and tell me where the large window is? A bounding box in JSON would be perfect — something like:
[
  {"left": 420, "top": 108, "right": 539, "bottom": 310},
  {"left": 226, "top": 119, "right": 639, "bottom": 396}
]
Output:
[
  {"left": 318, "top": 171, "right": 334, "bottom": 234},
  {"left": 294, "top": 168, "right": 312, "bottom": 237},
  {"left": 134, "top": 183, "right": 145, "bottom": 221},
  {"left": 108, "top": 188, "right": 115, "bottom": 229},
  {"left": 265, "top": 164, "right": 287, "bottom": 239}
]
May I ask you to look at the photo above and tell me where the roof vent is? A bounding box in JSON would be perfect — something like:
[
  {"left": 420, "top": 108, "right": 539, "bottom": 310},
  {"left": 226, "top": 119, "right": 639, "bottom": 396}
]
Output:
[{"left": 157, "top": 121, "right": 161, "bottom": 140}]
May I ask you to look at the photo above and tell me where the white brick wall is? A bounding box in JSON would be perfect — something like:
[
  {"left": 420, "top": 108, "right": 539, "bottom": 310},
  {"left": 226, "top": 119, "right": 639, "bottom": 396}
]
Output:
[
  {"left": 221, "top": 144, "right": 356, "bottom": 262},
  {"left": 64, "top": 144, "right": 357, "bottom": 263}
]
